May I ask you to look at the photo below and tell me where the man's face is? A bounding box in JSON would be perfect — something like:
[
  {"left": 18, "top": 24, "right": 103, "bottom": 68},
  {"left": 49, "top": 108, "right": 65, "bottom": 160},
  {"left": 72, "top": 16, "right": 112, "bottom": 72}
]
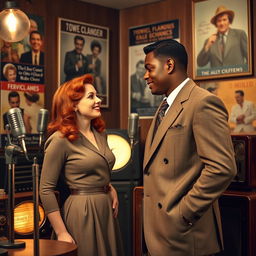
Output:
[
  {"left": 92, "top": 46, "right": 100, "bottom": 57},
  {"left": 144, "top": 51, "right": 170, "bottom": 95},
  {"left": 30, "top": 33, "right": 42, "bottom": 52},
  {"left": 235, "top": 93, "right": 244, "bottom": 105},
  {"left": 9, "top": 96, "right": 20, "bottom": 108},
  {"left": 136, "top": 63, "right": 145, "bottom": 78},
  {"left": 215, "top": 13, "right": 230, "bottom": 34},
  {"left": 75, "top": 39, "right": 84, "bottom": 54}
]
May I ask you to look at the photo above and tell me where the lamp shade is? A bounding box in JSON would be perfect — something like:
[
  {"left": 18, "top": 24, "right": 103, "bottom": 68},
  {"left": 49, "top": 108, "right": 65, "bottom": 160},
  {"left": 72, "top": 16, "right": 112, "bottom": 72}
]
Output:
[{"left": 0, "top": 2, "right": 30, "bottom": 42}]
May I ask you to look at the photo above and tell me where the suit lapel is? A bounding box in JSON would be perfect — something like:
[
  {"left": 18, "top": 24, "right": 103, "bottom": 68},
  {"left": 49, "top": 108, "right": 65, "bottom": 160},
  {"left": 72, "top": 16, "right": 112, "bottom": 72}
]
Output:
[{"left": 143, "top": 80, "right": 196, "bottom": 170}]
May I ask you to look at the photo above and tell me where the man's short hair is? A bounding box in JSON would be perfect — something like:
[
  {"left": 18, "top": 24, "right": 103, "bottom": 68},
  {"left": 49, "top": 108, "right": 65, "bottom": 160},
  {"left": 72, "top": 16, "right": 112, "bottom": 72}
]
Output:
[
  {"left": 235, "top": 90, "right": 244, "bottom": 97},
  {"left": 74, "top": 35, "right": 85, "bottom": 44},
  {"left": 30, "top": 30, "right": 43, "bottom": 41},
  {"left": 8, "top": 91, "right": 20, "bottom": 101},
  {"left": 143, "top": 39, "right": 188, "bottom": 70}
]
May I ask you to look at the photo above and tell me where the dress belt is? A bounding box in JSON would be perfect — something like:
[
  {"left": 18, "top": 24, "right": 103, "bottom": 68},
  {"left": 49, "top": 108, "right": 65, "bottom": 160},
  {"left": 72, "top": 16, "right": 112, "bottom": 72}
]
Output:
[{"left": 70, "top": 185, "right": 111, "bottom": 195}]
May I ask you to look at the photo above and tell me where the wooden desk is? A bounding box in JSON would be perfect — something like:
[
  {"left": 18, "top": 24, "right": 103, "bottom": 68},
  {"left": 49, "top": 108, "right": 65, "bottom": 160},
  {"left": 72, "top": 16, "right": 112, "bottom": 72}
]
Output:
[{"left": 6, "top": 239, "right": 77, "bottom": 256}]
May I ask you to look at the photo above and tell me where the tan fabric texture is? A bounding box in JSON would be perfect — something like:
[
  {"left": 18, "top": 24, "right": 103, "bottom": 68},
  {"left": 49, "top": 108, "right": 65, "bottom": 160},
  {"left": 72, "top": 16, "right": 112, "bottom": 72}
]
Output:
[{"left": 40, "top": 130, "right": 124, "bottom": 256}]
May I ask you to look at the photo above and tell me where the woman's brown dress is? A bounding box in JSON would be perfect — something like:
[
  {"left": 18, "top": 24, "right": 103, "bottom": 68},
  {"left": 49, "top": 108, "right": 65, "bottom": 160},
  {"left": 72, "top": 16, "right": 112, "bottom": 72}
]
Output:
[{"left": 40, "top": 130, "right": 124, "bottom": 256}]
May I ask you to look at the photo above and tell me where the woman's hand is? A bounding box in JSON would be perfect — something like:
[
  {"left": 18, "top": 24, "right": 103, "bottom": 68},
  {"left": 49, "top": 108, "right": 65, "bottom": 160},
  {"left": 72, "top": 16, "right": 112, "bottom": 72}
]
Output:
[
  {"left": 57, "top": 231, "right": 76, "bottom": 244},
  {"left": 109, "top": 184, "right": 119, "bottom": 218}
]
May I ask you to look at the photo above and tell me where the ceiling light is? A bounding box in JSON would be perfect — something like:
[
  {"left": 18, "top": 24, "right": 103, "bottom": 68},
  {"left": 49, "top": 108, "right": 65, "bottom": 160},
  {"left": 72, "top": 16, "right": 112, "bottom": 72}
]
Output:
[{"left": 0, "top": 1, "right": 30, "bottom": 42}]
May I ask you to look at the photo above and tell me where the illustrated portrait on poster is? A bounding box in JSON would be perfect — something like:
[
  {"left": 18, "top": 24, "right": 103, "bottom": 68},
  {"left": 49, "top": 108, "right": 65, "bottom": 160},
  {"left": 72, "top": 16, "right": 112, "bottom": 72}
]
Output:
[
  {"left": 129, "top": 20, "right": 179, "bottom": 118},
  {"left": 0, "top": 14, "right": 45, "bottom": 139},
  {"left": 193, "top": 0, "right": 252, "bottom": 80},
  {"left": 58, "top": 18, "right": 109, "bottom": 107},
  {"left": 200, "top": 79, "right": 256, "bottom": 134}
]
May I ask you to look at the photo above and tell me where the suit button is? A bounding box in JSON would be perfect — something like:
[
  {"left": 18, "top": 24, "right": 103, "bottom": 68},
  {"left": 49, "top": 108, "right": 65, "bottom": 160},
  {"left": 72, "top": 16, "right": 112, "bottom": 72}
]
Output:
[
  {"left": 163, "top": 158, "right": 169, "bottom": 164},
  {"left": 158, "top": 203, "right": 162, "bottom": 209}
]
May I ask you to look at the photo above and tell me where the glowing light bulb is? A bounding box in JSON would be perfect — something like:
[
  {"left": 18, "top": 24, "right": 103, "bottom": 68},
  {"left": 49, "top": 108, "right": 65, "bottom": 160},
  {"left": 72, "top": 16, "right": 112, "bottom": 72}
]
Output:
[
  {"left": 0, "top": 2, "right": 30, "bottom": 42},
  {"left": 6, "top": 10, "right": 17, "bottom": 33}
]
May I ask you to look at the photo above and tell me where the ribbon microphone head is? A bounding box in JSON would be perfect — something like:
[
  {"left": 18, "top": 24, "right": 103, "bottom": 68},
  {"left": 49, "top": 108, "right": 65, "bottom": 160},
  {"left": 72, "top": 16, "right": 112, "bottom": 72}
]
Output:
[
  {"left": 37, "top": 109, "right": 49, "bottom": 134},
  {"left": 128, "top": 113, "right": 139, "bottom": 148},
  {"left": 37, "top": 109, "right": 49, "bottom": 147},
  {"left": 7, "top": 107, "right": 29, "bottom": 160}
]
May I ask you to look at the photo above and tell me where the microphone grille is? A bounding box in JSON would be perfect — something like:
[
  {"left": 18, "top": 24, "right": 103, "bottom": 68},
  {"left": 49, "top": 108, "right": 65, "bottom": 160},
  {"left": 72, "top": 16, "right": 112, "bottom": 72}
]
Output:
[
  {"left": 37, "top": 109, "right": 49, "bottom": 133},
  {"left": 128, "top": 113, "right": 139, "bottom": 139},
  {"left": 7, "top": 108, "right": 26, "bottom": 138}
]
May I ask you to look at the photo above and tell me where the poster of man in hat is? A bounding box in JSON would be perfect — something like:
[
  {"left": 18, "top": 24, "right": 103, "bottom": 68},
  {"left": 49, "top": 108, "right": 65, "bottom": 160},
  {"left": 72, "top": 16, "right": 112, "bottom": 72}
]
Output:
[{"left": 193, "top": 0, "right": 251, "bottom": 79}]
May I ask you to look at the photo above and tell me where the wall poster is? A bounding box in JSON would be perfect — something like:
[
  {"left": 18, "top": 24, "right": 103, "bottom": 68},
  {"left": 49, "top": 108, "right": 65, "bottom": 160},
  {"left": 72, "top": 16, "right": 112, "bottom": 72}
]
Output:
[
  {"left": 192, "top": 0, "right": 252, "bottom": 80},
  {"left": 0, "top": 14, "right": 45, "bottom": 147},
  {"left": 200, "top": 79, "right": 256, "bottom": 134},
  {"left": 58, "top": 18, "right": 109, "bottom": 107},
  {"left": 129, "top": 19, "right": 180, "bottom": 118}
]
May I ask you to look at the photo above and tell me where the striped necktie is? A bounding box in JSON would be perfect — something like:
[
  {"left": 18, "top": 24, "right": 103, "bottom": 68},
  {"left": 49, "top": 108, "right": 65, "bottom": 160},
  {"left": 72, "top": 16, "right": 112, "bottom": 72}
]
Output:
[{"left": 154, "top": 98, "right": 169, "bottom": 135}]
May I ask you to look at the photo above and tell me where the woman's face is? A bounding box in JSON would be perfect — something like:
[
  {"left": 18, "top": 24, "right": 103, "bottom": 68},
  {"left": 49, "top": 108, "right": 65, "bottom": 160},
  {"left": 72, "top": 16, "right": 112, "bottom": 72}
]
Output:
[
  {"left": 75, "top": 83, "right": 102, "bottom": 120},
  {"left": 6, "top": 69, "right": 17, "bottom": 82}
]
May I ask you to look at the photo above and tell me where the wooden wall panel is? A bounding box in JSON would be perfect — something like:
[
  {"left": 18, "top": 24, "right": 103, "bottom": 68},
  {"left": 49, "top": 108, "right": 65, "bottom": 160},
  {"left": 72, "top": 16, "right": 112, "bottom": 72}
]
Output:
[
  {"left": 4, "top": 0, "right": 120, "bottom": 129},
  {"left": 119, "top": 0, "right": 256, "bottom": 145}
]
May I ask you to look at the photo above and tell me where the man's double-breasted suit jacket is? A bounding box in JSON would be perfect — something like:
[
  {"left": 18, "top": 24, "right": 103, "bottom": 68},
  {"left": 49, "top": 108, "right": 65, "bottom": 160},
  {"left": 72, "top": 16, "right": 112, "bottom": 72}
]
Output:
[{"left": 143, "top": 79, "right": 237, "bottom": 256}]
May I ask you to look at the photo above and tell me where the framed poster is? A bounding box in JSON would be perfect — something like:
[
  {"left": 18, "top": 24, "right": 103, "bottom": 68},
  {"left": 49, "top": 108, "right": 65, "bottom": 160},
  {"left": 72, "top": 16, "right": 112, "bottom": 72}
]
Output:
[
  {"left": 0, "top": 14, "right": 45, "bottom": 137},
  {"left": 192, "top": 0, "right": 252, "bottom": 80},
  {"left": 58, "top": 18, "right": 109, "bottom": 107},
  {"left": 200, "top": 79, "right": 256, "bottom": 134},
  {"left": 129, "top": 19, "right": 179, "bottom": 118}
]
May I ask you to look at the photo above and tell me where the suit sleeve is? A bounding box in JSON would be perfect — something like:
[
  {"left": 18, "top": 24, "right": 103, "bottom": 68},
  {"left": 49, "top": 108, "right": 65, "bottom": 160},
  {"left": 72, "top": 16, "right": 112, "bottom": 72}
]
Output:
[
  {"left": 197, "top": 39, "right": 211, "bottom": 67},
  {"left": 39, "top": 134, "right": 67, "bottom": 215},
  {"left": 64, "top": 52, "right": 77, "bottom": 76},
  {"left": 244, "top": 102, "right": 256, "bottom": 124},
  {"left": 180, "top": 95, "right": 237, "bottom": 224},
  {"left": 240, "top": 30, "right": 248, "bottom": 63}
]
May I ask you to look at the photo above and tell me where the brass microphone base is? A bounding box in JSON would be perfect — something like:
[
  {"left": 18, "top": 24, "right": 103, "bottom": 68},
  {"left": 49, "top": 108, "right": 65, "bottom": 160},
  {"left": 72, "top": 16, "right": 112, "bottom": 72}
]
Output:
[
  {"left": 0, "top": 248, "right": 8, "bottom": 256},
  {"left": 0, "top": 240, "right": 25, "bottom": 249}
]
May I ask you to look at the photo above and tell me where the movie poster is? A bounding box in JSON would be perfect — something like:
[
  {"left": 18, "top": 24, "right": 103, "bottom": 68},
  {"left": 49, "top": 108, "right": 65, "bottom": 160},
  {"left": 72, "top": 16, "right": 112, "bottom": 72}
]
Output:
[
  {"left": 129, "top": 20, "right": 180, "bottom": 118},
  {"left": 0, "top": 14, "right": 45, "bottom": 146},
  {"left": 58, "top": 18, "right": 109, "bottom": 107},
  {"left": 200, "top": 78, "right": 256, "bottom": 133}
]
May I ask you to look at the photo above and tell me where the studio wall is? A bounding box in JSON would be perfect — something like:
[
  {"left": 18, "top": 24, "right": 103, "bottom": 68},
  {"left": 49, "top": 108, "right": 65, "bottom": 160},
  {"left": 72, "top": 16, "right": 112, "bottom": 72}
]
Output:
[
  {"left": 119, "top": 0, "right": 256, "bottom": 143},
  {"left": 0, "top": 0, "right": 120, "bottom": 129}
]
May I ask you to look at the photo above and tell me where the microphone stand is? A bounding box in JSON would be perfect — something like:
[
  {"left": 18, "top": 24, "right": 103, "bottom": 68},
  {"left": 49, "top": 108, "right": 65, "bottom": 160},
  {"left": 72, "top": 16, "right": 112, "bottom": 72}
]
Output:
[
  {"left": 0, "top": 132, "right": 25, "bottom": 249},
  {"left": 32, "top": 157, "right": 40, "bottom": 256}
]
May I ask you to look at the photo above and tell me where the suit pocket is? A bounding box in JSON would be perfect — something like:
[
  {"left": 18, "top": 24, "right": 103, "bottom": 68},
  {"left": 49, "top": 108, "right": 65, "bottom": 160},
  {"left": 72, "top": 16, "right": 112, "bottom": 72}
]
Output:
[
  {"left": 167, "top": 124, "right": 185, "bottom": 135},
  {"left": 160, "top": 202, "right": 191, "bottom": 235}
]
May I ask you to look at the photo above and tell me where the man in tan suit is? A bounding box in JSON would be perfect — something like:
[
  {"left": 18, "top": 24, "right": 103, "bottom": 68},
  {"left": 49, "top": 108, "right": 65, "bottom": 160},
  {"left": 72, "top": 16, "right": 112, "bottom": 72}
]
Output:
[{"left": 143, "top": 39, "right": 237, "bottom": 256}]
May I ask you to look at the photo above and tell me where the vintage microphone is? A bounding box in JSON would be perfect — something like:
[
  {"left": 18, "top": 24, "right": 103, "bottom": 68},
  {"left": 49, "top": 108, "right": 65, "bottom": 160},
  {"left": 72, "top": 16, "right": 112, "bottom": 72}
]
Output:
[
  {"left": 37, "top": 109, "right": 49, "bottom": 148},
  {"left": 33, "top": 109, "right": 48, "bottom": 256},
  {"left": 0, "top": 109, "right": 27, "bottom": 249},
  {"left": 128, "top": 113, "right": 139, "bottom": 149},
  {"left": 6, "top": 108, "right": 29, "bottom": 161}
]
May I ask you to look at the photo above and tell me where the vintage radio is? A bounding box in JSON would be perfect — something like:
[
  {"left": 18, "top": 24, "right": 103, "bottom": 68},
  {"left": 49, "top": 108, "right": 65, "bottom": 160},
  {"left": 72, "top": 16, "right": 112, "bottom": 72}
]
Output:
[
  {"left": 216, "top": 190, "right": 256, "bottom": 256},
  {"left": 0, "top": 191, "right": 54, "bottom": 240},
  {"left": 230, "top": 134, "right": 256, "bottom": 189},
  {"left": 106, "top": 129, "right": 142, "bottom": 181}
]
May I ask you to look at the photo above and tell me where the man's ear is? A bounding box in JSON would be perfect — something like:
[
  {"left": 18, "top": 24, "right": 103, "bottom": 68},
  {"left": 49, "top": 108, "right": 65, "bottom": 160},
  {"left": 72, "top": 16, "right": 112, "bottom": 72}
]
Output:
[{"left": 167, "top": 58, "right": 175, "bottom": 74}]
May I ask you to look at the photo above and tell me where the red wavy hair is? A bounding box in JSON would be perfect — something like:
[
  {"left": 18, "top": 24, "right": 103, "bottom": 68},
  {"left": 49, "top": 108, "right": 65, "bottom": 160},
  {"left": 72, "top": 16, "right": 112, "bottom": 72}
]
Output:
[{"left": 48, "top": 74, "right": 105, "bottom": 141}]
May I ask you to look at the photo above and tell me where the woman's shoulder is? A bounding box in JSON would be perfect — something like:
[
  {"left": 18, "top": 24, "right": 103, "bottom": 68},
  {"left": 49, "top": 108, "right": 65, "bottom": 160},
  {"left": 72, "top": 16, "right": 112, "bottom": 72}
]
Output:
[{"left": 45, "top": 131, "right": 68, "bottom": 149}]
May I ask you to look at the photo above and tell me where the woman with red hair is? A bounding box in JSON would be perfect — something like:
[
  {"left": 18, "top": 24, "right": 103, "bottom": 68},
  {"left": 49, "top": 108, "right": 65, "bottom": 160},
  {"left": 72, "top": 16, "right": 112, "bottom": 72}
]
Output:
[{"left": 39, "top": 74, "right": 124, "bottom": 256}]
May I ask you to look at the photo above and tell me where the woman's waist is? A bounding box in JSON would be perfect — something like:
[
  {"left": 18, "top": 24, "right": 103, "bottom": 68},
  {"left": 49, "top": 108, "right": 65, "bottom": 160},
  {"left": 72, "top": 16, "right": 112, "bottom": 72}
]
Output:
[{"left": 69, "top": 184, "right": 111, "bottom": 195}]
